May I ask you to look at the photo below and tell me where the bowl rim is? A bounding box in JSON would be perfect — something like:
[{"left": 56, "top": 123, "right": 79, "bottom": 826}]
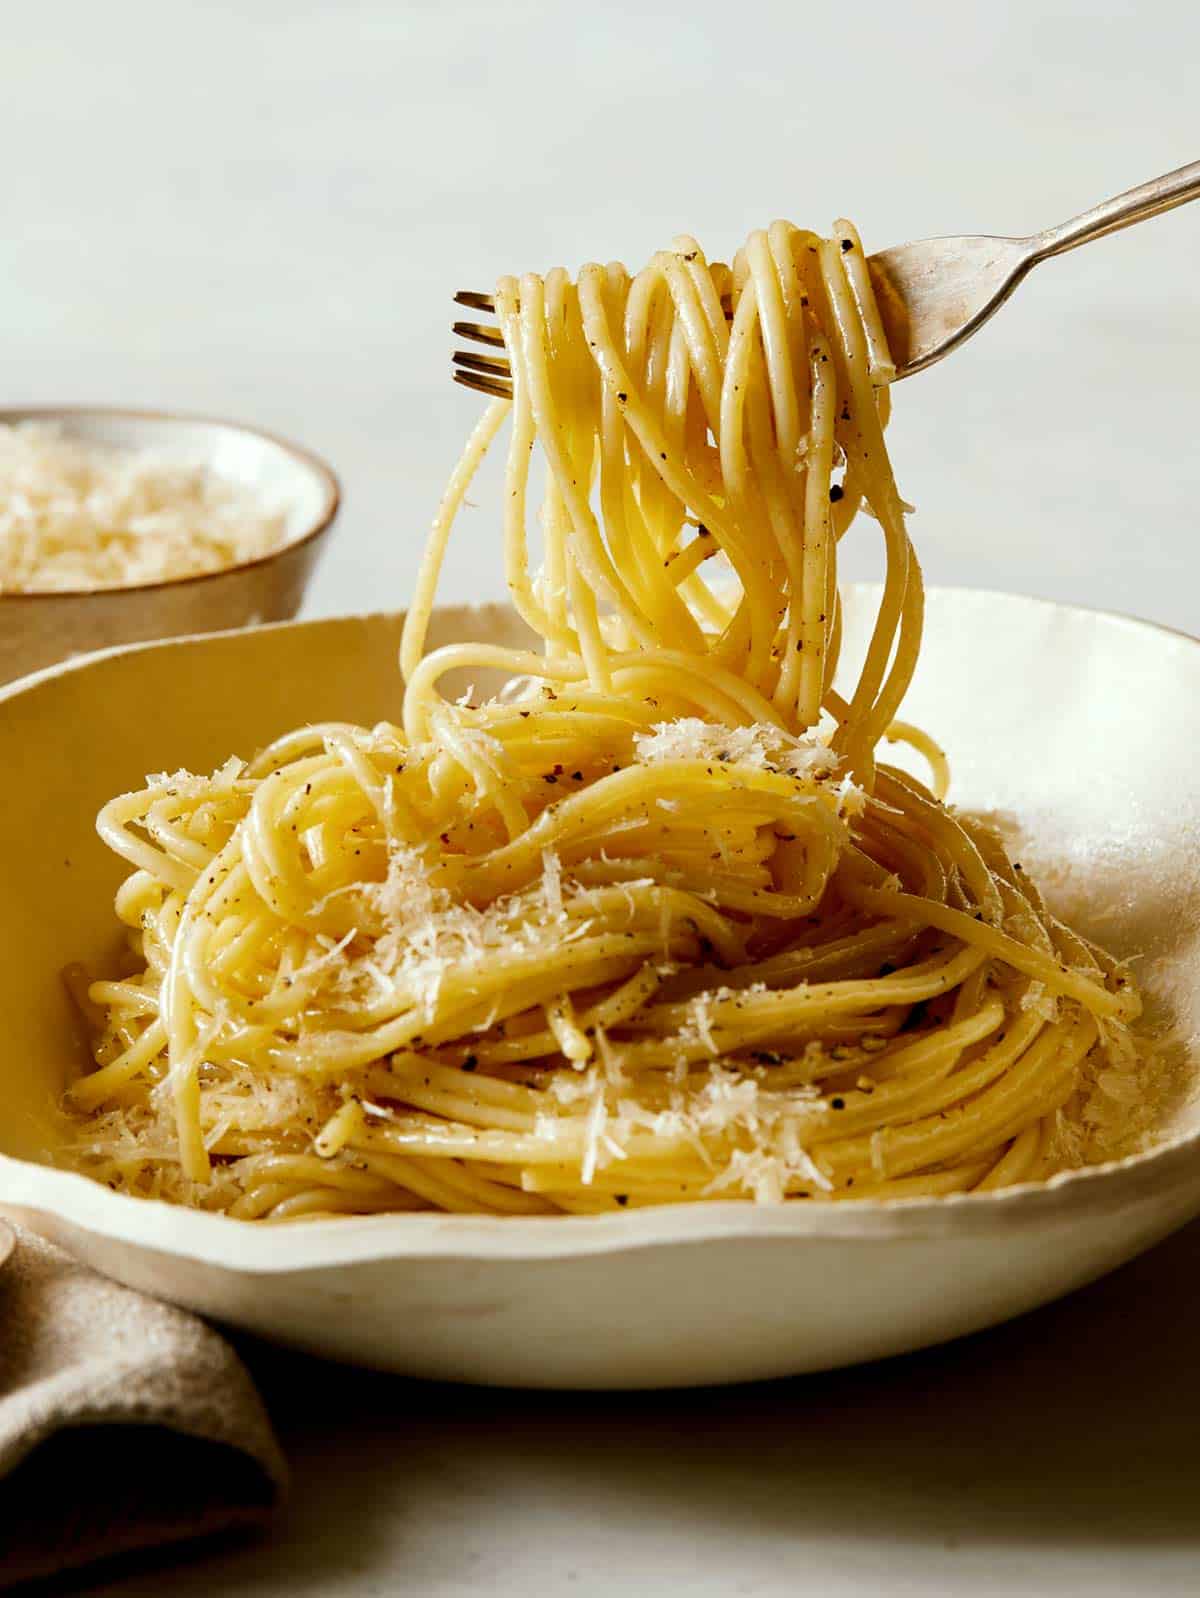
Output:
[
  {"left": 4, "top": 1121, "right": 1200, "bottom": 1270},
  {"left": 0, "top": 404, "right": 341, "bottom": 600},
  {"left": 2, "top": 587, "right": 1199, "bottom": 1272}
]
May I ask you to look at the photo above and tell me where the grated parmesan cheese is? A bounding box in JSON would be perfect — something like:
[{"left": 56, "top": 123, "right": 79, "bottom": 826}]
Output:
[
  {"left": 1019, "top": 980, "right": 1059, "bottom": 1022},
  {"left": 634, "top": 718, "right": 837, "bottom": 779},
  {"left": 302, "top": 843, "right": 594, "bottom": 1031},
  {"left": 0, "top": 422, "right": 288, "bottom": 592}
]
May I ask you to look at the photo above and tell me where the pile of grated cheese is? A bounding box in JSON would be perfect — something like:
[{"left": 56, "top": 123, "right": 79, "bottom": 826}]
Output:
[{"left": 0, "top": 422, "right": 288, "bottom": 592}]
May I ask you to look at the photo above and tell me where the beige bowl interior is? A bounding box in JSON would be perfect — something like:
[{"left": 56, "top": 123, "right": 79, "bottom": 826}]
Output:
[
  {"left": 1, "top": 586, "right": 1199, "bottom": 1388},
  {"left": 0, "top": 408, "right": 338, "bottom": 685}
]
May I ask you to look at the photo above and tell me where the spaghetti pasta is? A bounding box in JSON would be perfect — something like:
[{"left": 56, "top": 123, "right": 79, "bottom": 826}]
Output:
[{"left": 63, "top": 219, "right": 1147, "bottom": 1217}]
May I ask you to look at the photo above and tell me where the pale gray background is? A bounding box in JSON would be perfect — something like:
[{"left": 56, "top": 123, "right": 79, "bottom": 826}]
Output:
[
  {"left": 5, "top": 0, "right": 1197, "bottom": 1593},
  {"left": 5, "top": 0, "right": 1198, "bottom": 633}
]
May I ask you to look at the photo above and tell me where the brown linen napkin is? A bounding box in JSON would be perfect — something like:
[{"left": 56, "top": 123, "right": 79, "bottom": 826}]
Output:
[{"left": 0, "top": 1222, "right": 287, "bottom": 1588}]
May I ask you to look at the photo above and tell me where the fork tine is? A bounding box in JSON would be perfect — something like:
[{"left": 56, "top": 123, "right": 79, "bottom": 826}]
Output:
[
  {"left": 453, "top": 291, "right": 510, "bottom": 398},
  {"left": 453, "top": 349, "right": 512, "bottom": 377},
  {"left": 453, "top": 368, "right": 514, "bottom": 400},
  {"left": 453, "top": 319, "right": 506, "bottom": 348}
]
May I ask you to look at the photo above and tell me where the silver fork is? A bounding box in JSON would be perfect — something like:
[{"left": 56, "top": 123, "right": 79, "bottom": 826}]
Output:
[{"left": 452, "top": 157, "right": 1200, "bottom": 398}]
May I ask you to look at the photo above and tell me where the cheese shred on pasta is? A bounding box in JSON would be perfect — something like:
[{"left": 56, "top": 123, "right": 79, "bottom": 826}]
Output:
[{"left": 63, "top": 220, "right": 1148, "bottom": 1217}]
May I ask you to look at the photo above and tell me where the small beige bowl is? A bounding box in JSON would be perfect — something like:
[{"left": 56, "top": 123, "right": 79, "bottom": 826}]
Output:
[{"left": 0, "top": 407, "right": 340, "bottom": 687}]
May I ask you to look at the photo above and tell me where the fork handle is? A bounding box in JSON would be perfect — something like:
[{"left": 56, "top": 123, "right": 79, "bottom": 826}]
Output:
[{"left": 1029, "top": 157, "right": 1200, "bottom": 262}]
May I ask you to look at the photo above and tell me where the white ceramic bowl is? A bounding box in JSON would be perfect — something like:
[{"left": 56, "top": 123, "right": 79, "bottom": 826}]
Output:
[
  {"left": 0, "top": 407, "right": 340, "bottom": 686},
  {"left": 1, "top": 588, "right": 1198, "bottom": 1389}
]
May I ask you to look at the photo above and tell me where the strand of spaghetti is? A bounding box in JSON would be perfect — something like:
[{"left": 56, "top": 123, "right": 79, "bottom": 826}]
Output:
[
  {"left": 577, "top": 263, "right": 775, "bottom": 643},
  {"left": 800, "top": 330, "right": 838, "bottom": 722},
  {"left": 518, "top": 271, "right": 658, "bottom": 649},
  {"left": 883, "top": 721, "right": 951, "bottom": 800},
  {"left": 844, "top": 883, "right": 1137, "bottom": 1018},
  {"left": 399, "top": 396, "right": 510, "bottom": 682},
  {"left": 66, "top": 1019, "right": 167, "bottom": 1110}
]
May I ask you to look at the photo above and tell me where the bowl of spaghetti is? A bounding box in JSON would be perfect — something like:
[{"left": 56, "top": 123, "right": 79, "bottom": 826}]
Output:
[
  {"left": 0, "top": 219, "right": 1197, "bottom": 1388},
  {"left": 0, "top": 408, "right": 340, "bottom": 687}
]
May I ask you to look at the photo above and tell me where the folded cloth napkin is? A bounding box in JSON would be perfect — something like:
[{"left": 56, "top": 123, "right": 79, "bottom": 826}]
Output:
[{"left": 0, "top": 1222, "right": 286, "bottom": 1588}]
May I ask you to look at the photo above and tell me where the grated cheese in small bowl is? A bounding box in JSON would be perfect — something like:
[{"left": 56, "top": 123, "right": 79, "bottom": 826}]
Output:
[{"left": 0, "top": 422, "right": 290, "bottom": 594}]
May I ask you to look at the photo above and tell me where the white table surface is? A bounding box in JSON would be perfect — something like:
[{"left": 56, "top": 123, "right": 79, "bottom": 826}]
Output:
[
  {"left": 78, "top": 1220, "right": 1200, "bottom": 1597},
  {"left": 6, "top": 0, "right": 1199, "bottom": 1591}
]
